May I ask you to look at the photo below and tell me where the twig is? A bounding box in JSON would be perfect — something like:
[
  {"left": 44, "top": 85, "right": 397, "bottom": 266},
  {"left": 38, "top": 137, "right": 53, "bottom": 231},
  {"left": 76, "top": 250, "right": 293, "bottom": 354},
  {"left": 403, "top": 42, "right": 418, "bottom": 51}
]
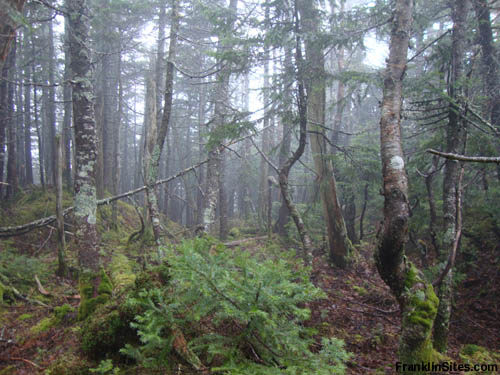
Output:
[
  {"left": 33, "top": 227, "right": 53, "bottom": 256},
  {"left": 9, "top": 357, "right": 43, "bottom": 369}
]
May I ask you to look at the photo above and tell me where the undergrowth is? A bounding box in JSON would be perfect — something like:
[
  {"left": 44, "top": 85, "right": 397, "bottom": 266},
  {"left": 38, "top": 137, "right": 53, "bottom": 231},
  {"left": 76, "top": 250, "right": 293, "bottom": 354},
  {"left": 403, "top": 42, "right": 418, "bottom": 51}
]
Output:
[{"left": 122, "top": 237, "right": 350, "bottom": 374}]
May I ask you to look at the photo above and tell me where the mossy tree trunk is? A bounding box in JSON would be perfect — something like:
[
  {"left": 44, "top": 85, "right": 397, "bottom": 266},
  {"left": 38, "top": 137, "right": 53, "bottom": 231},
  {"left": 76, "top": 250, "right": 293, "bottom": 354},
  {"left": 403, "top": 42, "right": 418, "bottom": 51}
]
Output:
[
  {"left": 434, "top": 0, "right": 469, "bottom": 353},
  {"left": 375, "top": 0, "right": 440, "bottom": 372},
  {"left": 67, "top": 0, "right": 104, "bottom": 319},
  {"left": 297, "top": 0, "right": 353, "bottom": 268}
]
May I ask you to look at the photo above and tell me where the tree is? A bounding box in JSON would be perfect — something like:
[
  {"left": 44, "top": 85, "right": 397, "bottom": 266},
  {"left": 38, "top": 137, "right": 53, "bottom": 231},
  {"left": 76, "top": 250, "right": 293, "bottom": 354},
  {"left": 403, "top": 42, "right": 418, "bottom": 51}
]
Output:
[
  {"left": 0, "top": 0, "right": 26, "bottom": 73},
  {"left": 297, "top": 0, "right": 354, "bottom": 268},
  {"left": 200, "top": 0, "right": 238, "bottom": 238},
  {"left": 433, "top": 0, "right": 469, "bottom": 353},
  {"left": 374, "top": 0, "right": 440, "bottom": 369},
  {"left": 67, "top": 0, "right": 103, "bottom": 319},
  {"left": 143, "top": 0, "right": 180, "bottom": 245}
]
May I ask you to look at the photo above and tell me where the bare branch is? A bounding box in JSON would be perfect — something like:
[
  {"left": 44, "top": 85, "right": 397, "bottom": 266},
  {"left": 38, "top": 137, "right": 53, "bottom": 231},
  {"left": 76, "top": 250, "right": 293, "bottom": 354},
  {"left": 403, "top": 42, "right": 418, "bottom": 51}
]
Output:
[{"left": 427, "top": 149, "right": 500, "bottom": 163}]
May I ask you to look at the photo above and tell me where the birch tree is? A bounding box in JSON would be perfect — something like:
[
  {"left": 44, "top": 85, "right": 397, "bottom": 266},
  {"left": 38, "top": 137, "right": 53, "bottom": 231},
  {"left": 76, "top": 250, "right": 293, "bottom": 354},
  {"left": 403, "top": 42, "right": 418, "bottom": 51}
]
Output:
[{"left": 375, "top": 0, "right": 440, "bottom": 369}]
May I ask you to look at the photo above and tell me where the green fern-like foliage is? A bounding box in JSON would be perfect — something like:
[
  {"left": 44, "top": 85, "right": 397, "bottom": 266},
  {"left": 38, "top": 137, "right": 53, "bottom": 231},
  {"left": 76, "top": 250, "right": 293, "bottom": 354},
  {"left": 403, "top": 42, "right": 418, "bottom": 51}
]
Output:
[{"left": 122, "top": 238, "right": 350, "bottom": 374}]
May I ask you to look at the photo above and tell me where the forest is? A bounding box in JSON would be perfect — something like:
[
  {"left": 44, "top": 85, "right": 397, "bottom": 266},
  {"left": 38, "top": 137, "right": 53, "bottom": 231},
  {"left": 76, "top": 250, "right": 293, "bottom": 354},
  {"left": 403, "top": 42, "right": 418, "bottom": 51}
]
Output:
[{"left": 0, "top": 0, "right": 499, "bottom": 373}]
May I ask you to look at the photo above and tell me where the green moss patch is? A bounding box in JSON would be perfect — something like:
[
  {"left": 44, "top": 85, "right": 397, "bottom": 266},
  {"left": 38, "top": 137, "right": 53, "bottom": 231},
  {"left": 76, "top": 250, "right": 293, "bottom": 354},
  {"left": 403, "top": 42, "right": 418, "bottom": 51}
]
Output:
[
  {"left": 31, "top": 303, "right": 74, "bottom": 334},
  {"left": 78, "top": 270, "right": 113, "bottom": 321}
]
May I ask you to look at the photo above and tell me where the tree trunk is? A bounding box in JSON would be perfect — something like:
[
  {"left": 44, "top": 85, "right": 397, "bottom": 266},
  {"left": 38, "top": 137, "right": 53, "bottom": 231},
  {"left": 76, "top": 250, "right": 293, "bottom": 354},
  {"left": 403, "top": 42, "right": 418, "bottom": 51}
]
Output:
[
  {"left": 111, "top": 49, "right": 122, "bottom": 228},
  {"left": 68, "top": 0, "right": 99, "bottom": 267},
  {"left": 258, "top": 5, "right": 271, "bottom": 233},
  {"left": 0, "top": 45, "right": 9, "bottom": 195},
  {"left": 23, "top": 35, "right": 33, "bottom": 185},
  {"left": 276, "top": 3, "right": 314, "bottom": 263},
  {"left": 375, "top": 0, "right": 439, "bottom": 370},
  {"left": 144, "top": 0, "right": 180, "bottom": 244},
  {"left": 433, "top": 0, "right": 469, "bottom": 353},
  {"left": 6, "top": 40, "right": 17, "bottom": 199},
  {"left": 0, "top": 0, "right": 26, "bottom": 73},
  {"left": 55, "top": 135, "right": 67, "bottom": 277},
  {"left": 201, "top": 0, "right": 238, "bottom": 237},
  {"left": 63, "top": 14, "right": 72, "bottom": 188},
  {"left": 297, "top": 0, "right": 353, "bottom": 268}
]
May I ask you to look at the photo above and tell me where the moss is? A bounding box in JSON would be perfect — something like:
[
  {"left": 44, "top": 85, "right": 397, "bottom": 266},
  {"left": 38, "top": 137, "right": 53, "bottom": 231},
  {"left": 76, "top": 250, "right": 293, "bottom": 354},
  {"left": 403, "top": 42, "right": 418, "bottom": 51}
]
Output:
[
  {"left": 229, "top": 227, "right": 240, "bottom": 238},
  {"left": 31, "top": 317, "right": 55, "bottom": 334},
  {"left": 404, "top": 263, "right": 419, "bottom": 290},
  {"left": 18, "top": 313, "right": 33, "bottom": 321},
  {"left": 30, "top": 304, "right": 74, "bottom": 334},
  {"left": 398, "top": 263, "right": 440, "bottom": 374},
  {"left": 110, "top": 253, "right": 136, "bottom": 292},
  {"left": 406, "top": 284, "right": 439, "bottom": 330},
  {"left": 78, "top": 270, "right": 113, "bottom": 320},
  {"left": 0, "top": 366, "right": 15, "bottom": 375},
  {"left": 459, "top": 345, "right": 500, "bottom": 374},
  {"left": 81, "top": 297, "right": 140, "bottom": 360}
]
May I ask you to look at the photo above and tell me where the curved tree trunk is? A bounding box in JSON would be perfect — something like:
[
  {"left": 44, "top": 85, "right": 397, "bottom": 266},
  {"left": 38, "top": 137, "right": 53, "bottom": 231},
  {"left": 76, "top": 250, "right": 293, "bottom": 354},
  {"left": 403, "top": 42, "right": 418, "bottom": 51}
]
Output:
[
  {"left": 375, "top": 0, "right": 440, "bottom": 370},
  {"left": 275, "top": 1, "right": 314, "bottom": 264},
  {"left": 297, "top": 0, "right": 353, "bottom": 267},
  {"left": 143, "top": 0, "right": 179, "bottom": 245}
]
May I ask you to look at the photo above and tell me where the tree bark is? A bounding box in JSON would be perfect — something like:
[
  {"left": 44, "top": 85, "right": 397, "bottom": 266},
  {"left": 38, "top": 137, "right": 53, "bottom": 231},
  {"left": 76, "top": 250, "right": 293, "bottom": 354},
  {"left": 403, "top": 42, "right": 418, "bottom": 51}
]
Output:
[
  {"left": 23, "top": 34, "right": 33, "bottom": 185},
  {"left": 375, "top": 0, "right": 439, "bottom": 370},
  {"left": 297, "top": 0, "right": 353, "bottom": 267},
  {"left": 275, "top": 2, "right": 314, "bottom": 263},
  {"left": 201, "top": 0, "right": 238, "bottom": 237},
  {"left": 0, "top": 0, "right": 26, "bottom": 73},
  {"left": 6, "top": 39, "right": 17, "bottom": 199},
  {"left": 68, "top": 0, "right": 100, "bottom": 272},
  {"left": 433, "top": 0, "right": 469, "bottom": 353},
  {"left": 144, "top": 0, "right": 180, "bottom": 244}
]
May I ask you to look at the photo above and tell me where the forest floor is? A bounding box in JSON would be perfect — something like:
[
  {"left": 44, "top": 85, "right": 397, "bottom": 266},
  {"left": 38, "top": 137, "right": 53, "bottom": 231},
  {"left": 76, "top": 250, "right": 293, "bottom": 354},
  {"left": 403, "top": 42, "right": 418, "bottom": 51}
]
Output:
[{"left": 0, "top": 193, "right": 499, "bottom": 374}]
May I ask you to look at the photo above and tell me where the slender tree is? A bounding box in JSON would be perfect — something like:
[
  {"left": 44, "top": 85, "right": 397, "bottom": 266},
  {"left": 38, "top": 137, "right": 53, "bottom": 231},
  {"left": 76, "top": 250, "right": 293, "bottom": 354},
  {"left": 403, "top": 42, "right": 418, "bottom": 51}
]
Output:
[
  {"left": 433, "top": 0, "right": 469, "bottom": 353},
  {"left": 297, "top": 0, "right": 353, "bottom": 267},
  {"left": 143, "top": 0, "right": 180, "bottom": 245}
]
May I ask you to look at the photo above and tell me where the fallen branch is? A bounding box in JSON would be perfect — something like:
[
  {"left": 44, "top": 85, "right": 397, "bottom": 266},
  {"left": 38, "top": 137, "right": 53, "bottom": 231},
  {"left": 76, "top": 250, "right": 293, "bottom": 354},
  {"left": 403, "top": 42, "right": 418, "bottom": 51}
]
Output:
[
  {"left": 10, "top": 286, "right": 49, "bottom": 308},
  {"left": 34, "top": 274, "right": 50, "bottom": 296},
  {"left": 0, "top": 129, "right": 266, "bottom": 239},
  {"left": 223, "top": 235, "right": 269, "bottom": 248},
  {"left": 9, "top": 357, "right": 43, "bottom": 369},
  {"left": 427, "top": 149, "right": 500, "bottom": 163}
]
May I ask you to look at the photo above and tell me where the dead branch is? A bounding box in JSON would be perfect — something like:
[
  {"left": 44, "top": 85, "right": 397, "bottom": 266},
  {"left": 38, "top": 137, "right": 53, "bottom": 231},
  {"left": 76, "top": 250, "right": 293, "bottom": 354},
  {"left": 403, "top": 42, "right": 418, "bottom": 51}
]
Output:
[
  {"left": 34, "top": 274, "right": 50, "bottom": 296},
  {"left": 428, "top": 149, "right": 500, "bottom": 163}
]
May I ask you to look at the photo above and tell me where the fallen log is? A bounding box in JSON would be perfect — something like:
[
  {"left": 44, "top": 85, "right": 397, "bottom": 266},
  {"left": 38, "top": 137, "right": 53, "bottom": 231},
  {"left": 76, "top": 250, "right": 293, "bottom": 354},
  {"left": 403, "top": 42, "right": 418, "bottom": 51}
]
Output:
[
  {"left": 223, "top": 235, "right": 269, "bottom": 247},
  {"left": 0, "top": 129, "right": 270, "bottom": 239},
  {"left": 0, "top": 160, "right": 208, "bottom": 238}
]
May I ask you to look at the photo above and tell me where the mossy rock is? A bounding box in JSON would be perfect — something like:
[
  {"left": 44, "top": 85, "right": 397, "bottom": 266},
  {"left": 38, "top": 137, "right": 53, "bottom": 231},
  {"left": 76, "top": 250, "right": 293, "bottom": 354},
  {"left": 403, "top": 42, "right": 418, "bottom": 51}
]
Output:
[{"left": 81, "top": 295, "right": 141, "bottom": 360}]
